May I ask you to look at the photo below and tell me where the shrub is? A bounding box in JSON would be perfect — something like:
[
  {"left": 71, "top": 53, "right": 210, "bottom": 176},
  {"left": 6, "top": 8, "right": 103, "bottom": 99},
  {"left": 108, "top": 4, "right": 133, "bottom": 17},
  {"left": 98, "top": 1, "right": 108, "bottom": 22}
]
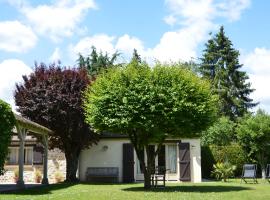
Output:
[
  {"left": 201, "top": 143, "right": 246, "bottom": 178},
  {"left": 54, "top": 170, "right": 64, "bottom": 183},
  {"left": 13, "top": 168, "right": 19, "bottom": 183},
  {"left": 34, "top": 169, "right": 42, "bottom": 183},
  {"left": 212, "top": 162, "right": 236, "bottom": 182},
  {"left": 0, "top": 99, "right": 16, "bottom": 175}
]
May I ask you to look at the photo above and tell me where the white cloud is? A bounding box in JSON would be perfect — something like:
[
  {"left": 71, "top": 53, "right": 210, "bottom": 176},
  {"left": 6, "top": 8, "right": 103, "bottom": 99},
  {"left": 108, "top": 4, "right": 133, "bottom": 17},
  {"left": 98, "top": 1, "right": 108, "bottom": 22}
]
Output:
[
  {"left": 0, "top": 20, "right": 37, "bottom": 53},
  {"left": 241, "top": 48, "right": 270, "bottom": 113},
  {"left": 70, "top": 34, "right": 116, "bottom": 60},
  {"left": 154, "top": 0, "right": 251, "bottom": 62},
  {"left": 0, "top": 59, "right": 32, "bottom": 110},
  {"left": 49, "top": 48, "right": 61, "bottom": 62},
  {"left": 70, "top": 0, "right": 250, "bottom": 63},
  {"left": 20, "top": 0, "right": 97, "bottom": 41}
]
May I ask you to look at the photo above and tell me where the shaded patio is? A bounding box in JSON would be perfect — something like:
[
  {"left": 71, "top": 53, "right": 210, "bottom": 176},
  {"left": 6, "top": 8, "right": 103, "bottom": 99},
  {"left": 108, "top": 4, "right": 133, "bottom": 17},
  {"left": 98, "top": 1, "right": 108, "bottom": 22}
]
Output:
[{"left": 11, "top": 114, "right": 53, "bottom": 189}]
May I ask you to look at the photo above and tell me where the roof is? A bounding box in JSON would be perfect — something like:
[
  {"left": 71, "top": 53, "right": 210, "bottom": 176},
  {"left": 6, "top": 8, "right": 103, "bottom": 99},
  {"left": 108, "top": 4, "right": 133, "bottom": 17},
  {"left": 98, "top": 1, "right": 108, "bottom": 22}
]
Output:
[
  {"left": 100, "top": 132, "right": 128, "bottom": 138},
  {"left": 14, "top": 113, "right": 53, "bottom": 135}
]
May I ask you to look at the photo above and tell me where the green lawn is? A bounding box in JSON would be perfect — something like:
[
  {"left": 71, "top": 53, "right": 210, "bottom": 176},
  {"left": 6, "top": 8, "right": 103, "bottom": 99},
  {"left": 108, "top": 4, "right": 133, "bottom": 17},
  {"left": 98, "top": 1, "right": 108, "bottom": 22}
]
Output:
[{"left": 1, "top": 180, "right": 270, "bottom": 200}]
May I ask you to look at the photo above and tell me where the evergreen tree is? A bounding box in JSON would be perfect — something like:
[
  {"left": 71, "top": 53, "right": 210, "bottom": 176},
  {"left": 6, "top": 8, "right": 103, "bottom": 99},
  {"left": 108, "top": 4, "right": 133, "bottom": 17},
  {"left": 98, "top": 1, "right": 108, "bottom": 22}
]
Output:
[
  {"left": 200, "top": 26, "right": 257, "bottom": 120},
  {"left": 78, "top": 46, "right": 120, "bottom": 77},
  {"left": 131, "top": 49, "right": 142, "bottom": 63}
]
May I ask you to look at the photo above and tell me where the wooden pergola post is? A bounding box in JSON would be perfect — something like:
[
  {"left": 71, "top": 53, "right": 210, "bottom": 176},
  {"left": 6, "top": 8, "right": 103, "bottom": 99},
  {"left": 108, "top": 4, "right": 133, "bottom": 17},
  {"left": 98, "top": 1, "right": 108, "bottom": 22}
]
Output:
[
  {"left": 42, "top": 135, "right": 49, "bottom": 185},
  {"left": 16, "top": 126, "right": 27, "bottom": 188},
  {"left": 13, "top": 114, "right": 53, "bottom": 189}
]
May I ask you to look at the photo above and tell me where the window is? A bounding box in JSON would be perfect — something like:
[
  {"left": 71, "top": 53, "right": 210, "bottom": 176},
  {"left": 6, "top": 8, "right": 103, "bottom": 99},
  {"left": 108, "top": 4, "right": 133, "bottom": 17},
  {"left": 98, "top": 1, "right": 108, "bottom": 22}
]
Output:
[
  {"left": 136, "top": 149, "right": 144, "bottom": 174},
  {"left": 167, "top": 145, "right": 177, "bottom": 173},
  {"left": 6, "top": 147, "right": 34, "bottom": 165},
  {"left": 24, "top": 148, "right": 33, "bottom": 165},
  {"left": 7, "top": 148, "right": 18, "bottom": 165}
]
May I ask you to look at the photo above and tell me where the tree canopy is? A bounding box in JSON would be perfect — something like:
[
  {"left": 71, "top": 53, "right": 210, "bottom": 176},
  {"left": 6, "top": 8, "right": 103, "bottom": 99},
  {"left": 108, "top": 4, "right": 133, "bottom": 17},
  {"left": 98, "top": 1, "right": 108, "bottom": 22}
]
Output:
[
  {"left": 0, "top": 99, "right": 15, "bottom": 175},
  {"left": 236, "top": 109, "right": 270, "bottom": 178},
  {"left": 200, "top": 26, "right": 257, "bottom": 120},
  {"left": 14, "top": 63, "right": 98, "bottom": 182},
  {"left": 83, "top": 62, "right": 218, "bottom": 188},
  {"left": 78, "top": 46, "right": 119, "bottom": 77},
  {"left": 201, "top": 116, "right": 235, "bottom": 146}
]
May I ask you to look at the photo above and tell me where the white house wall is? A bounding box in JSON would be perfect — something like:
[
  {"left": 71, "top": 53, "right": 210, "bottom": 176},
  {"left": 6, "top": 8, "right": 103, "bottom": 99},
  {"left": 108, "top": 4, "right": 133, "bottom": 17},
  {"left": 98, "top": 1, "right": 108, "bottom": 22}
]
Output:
[
  {"left": 79, "top": 139, "right": 130, "bottom": 182},
  {"left": 79, "top": 138, "right": 201, "bottom": 183}
]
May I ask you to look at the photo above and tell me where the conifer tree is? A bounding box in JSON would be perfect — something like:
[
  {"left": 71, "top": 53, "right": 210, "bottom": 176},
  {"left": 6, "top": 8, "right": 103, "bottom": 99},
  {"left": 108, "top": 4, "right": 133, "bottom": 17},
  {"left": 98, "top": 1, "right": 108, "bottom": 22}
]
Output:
[{"left": 200, "top": 26, "right": 257, "bottom": 120}]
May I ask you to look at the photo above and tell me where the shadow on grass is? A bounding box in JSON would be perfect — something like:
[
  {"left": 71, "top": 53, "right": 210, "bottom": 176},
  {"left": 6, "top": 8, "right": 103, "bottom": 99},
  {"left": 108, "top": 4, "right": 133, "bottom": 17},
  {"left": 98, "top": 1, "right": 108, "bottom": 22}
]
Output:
[
  {"left": 1, "top": 183, "right": 76, "bottom": 195},
  {"left": 122, "top": 185, "right": 253, "bottom": 193}
]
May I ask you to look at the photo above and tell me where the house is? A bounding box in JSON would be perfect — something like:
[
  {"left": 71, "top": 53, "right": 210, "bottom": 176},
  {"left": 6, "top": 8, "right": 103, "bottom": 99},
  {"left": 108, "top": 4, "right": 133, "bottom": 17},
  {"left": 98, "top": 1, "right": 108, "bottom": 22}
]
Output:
[
  {"left": 0, "top": 135, "right": 66, "bottom": 184},
  {"left": 79, "top": 133, "right": 201, "bottom": 183},
  {"left": 0, "top": 114, "right": 65, "bottom": 186}
]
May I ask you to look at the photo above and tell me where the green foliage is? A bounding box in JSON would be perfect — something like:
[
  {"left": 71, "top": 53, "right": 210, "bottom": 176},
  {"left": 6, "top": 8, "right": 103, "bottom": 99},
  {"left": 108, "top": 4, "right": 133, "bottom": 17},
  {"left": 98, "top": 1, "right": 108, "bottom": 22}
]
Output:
[
  {"left": 78, "top": 46, "right": 120, "bottom": 77},
  {"left": 200, "top": 26, "right": 257, "bottom": 120},
  {"left": 83, "top": 61, "right": 218, "bottom": 188},
  {"left": 212, "top": 162, "right": 236, "bottom": 182},
  {"left": 0, "top": 99, "right": 15, "bottom": 175},
  {"left": 236, "top": 109, "right": 270, "bottom": 176},
  {"left": 201, "top": 116, "right": 235, "bottom": 146},
  {"left": 14, "top": 63, "right": 98, "bottom": 182},
  {"left": 201, "top": 144, "right": 246, "bottom": 178}
]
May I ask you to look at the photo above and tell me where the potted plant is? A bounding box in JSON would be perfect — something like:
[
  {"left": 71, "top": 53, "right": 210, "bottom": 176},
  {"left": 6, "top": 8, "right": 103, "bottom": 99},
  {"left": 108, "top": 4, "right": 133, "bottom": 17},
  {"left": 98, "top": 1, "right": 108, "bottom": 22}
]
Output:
[
  {"left": 13, "top": 168, "right": 19, "bottom": 183},
  {"left": 34, "top": 169, "right": 42, "bottom": 183},
  {"left": 54, "top": 170, "right": 64, "bottom": 183}
]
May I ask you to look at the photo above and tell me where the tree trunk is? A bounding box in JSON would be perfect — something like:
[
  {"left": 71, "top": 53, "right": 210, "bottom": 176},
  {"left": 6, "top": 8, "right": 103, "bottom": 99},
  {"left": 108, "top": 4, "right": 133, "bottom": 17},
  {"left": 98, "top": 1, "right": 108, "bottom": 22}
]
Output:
[
  {"left": 144, "top": 170, "right": 152, "bottom": 189},
  {"left": 65, "top": 150, "right": 80, "bottom": 182}
]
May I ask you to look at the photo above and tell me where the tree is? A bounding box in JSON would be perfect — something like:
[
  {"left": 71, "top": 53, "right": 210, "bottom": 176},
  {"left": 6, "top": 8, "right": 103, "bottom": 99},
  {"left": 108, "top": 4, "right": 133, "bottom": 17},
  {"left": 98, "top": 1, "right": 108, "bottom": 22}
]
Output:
[
  {"left": 201, "top": 116, "right": 235, "bottom": 146},
  {"left": 236, "top": 109, "right": 270, "bottom": 178},
  {"left": 78, "top": 46, "right": 120, "bottom": 77},
  {"left": 0, "top": 99, "right": 16, "bottom": 175},
  {"left": 14, "top": 63, "right": 98, "bottom": 182},
  {"left": 131, "top": 49, "right": 142, "bottom": 64},
  {"left": 200, "top": 26, "right": 257, "bottom": 120},
  {"left": 83, "top": 62, "right": 218, "bottom": 188}
]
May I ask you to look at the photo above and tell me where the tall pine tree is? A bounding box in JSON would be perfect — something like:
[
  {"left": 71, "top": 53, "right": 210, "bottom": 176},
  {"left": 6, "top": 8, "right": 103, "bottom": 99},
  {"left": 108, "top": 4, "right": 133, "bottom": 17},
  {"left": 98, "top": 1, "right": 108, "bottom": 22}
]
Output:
[
  {"left": 200, "top": 26, "right": 257, "bottom": 120},
  {"left": 78, "top": 46, "right": 120, "bottom": 77}
]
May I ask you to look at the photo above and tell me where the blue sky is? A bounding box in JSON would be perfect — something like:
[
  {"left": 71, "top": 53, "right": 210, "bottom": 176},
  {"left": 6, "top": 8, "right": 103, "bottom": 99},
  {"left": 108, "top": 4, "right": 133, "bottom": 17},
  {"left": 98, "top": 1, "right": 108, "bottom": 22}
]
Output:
[{"left": 1, "top": 0, "right": 270, "bottom": 113}]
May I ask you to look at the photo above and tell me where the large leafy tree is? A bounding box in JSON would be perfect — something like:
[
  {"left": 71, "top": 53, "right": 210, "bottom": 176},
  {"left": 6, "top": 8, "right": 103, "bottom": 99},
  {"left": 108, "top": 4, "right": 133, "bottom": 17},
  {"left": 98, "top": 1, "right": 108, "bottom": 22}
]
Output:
[
  {"left": 78, "top": 46, "right": 120, "bottom": 77},
  {"left": 14, "top": 63, "right": 98, "bottom": 182},
  {"left": 236, "top": 109, "right": 270, "bottom": 178},
  {"left": 200, "top": 26, "right": 257, "bottom": 120},
  {"left": 0, "top": 99, "right": 16, "bottom": 175},
  {"left": 201, "top": 116, "right": 235, "bottom": 146},
  {"left": 83, "top": 62, "right": 218, "bottom": 188}
]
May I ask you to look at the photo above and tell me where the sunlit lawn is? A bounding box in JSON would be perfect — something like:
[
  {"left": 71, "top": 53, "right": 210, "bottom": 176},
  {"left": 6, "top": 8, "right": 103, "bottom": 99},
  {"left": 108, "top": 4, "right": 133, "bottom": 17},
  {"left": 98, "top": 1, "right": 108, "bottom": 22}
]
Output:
[{"left": 1, "top": 179, "right": 270, "bottom": 200}]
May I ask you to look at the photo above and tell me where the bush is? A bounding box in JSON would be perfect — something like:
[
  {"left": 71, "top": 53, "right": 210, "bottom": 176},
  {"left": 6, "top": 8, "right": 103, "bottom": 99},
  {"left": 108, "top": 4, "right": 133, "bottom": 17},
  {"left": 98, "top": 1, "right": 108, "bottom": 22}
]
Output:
[
  {"left": 201, "top": 143, "right": 246, "bottom": 178},
  {"left": 34, "top": 169, "right": 42, "bottom": 183},
  {"left": 54, "top": 170, "right": 64, "bottom": 183},
  {"left": 0, "top": 99, "right": 16, "bottom": 175},
  {"left": 13, "top": 168, "right": 19, "bottom": 183},
  {"left": 212, "top": 162, "right": 236, "bottom": 182}
]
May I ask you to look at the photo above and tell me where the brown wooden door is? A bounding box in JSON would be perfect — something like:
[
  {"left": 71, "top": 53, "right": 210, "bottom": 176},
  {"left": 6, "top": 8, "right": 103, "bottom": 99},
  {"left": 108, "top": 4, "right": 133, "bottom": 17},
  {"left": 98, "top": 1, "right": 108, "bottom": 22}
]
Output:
[
  {"left": 179, "top": 142, "right": 191, "bottom": 181},
  {"left": 123, "top": 143, "right": 135, "bottom": 183}
]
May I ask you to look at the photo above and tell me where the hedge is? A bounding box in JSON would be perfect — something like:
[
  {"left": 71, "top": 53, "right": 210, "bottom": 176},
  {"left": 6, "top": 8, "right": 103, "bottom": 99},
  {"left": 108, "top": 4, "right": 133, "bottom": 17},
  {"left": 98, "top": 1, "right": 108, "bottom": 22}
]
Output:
[
  {"left": 201, "top": 143, "right": 247, "bottom": 178},
  {"left": 0, "top": 99, "right": 16, "bottom": 175}
]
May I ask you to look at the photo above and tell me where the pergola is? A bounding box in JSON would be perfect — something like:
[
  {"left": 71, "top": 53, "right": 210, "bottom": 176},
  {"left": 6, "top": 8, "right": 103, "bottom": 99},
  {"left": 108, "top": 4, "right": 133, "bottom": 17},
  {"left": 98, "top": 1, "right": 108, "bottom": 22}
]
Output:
[{"left": 13, "top": 113, "right": 53, "bottom": 188}]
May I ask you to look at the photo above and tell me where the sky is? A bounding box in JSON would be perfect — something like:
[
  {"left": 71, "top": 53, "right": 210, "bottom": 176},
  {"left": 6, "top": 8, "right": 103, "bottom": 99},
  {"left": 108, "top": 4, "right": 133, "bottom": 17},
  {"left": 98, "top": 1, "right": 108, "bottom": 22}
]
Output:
[{"left": 1, "top": 0, "right": 270, "bottom": 113}]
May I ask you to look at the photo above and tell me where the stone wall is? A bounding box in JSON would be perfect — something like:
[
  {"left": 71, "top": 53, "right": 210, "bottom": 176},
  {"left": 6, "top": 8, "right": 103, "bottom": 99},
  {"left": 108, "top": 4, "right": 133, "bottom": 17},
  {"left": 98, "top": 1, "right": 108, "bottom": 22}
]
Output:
[{"left": 0, "top": 148, "right": 66, "bottom": 184}]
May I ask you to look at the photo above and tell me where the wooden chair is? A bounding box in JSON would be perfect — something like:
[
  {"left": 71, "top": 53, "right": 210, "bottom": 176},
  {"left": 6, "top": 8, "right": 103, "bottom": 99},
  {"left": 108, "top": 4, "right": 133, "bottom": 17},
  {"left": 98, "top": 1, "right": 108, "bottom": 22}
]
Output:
[
  {"left": 151, "top": 166, "right": 166, "bottom": 188},
  {"left": 241, "top": 164, "right": 257, "bottom": 183}
]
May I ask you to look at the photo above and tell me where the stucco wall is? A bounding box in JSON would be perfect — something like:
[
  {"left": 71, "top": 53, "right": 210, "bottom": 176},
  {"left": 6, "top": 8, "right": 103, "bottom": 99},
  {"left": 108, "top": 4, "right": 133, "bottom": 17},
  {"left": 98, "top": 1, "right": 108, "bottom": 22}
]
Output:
[
  {"left": 79, "top": 139, "right": 130, "bottom": 182},
  {"left": 79, "top": 138, "right": 201, "bottom": 183}
]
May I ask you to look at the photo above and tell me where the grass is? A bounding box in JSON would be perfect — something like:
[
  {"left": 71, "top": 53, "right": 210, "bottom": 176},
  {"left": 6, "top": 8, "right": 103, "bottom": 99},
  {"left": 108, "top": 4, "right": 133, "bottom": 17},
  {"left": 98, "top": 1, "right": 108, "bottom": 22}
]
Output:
[{"left": 1, "top": 180, "right": 270, "bottom": 200}]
